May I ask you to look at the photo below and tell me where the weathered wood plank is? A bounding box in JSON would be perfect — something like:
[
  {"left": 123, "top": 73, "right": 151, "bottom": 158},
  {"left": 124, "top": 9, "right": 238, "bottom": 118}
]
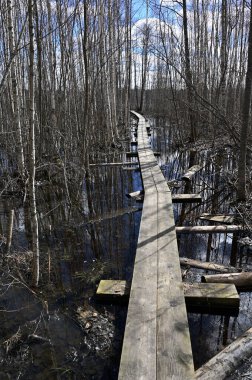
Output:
[
  {"left": 199, "top": 213, "right": 234, "bottom": 224},
  {"left": 176, "top": 225, "right": 243, "bottom": 234},
  {"left": 96, "top": 280, "right": 239, "bottom": 310},
  {"left": 89, "top": 162, "right": 139, "bottom": 167},
  {"left": 119, "top": 110, "right": 194, "bottom": 380},
  {"left": 184, "top": 283, "right": 239, "bottom": 309},
  {"left": 181, "top": 165, "right": 202, "bottom": 181},
  {"left": 126, "top": 190, "right": 144, "bottom": 201},
  {"left": 126, "top": 151, "right": 138, "bottom": 157},
  {"left": 156, "top": 190, "right": 194, "bottom": 379},
  {"left": 96, "top": 280, "right": 130, "bottom": 300},
  {"left": 119, "top": 167, "right": 158, "bottom": 380},
  {"left": 172, "top": 194, "right": 202, "bottom": 203}
]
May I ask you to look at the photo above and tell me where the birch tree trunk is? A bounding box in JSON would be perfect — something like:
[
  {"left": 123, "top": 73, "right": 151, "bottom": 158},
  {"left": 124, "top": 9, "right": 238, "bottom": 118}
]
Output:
[
  {"left": 7, "top": 0, "right": 25, "bottom": 176},
  {"left": 28, "top": 0, "right": 39, "bottom": 287},
  {"left": 237, "top": 3, "right": 252, "bottom": 201},
  {"left": 182, "top": 0, "right": 197, "bottom": 143}
]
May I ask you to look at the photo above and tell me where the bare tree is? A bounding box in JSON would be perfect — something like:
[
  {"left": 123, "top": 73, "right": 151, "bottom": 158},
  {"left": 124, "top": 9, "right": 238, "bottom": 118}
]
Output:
[
  {"left": 28, "top": 0, "right": 39, "bottom": 286},
  {"left": 237, "top": 2, "right": 252, "bottom": 201}
]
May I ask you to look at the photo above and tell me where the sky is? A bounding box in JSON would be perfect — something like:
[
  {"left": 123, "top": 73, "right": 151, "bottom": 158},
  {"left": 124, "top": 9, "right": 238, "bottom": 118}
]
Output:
[{"left": 132, "top": 0, "right": 149, "bottom": 21}]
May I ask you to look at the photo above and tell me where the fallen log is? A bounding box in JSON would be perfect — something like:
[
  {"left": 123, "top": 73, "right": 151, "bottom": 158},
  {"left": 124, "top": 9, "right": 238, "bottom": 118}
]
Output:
[
  {"left": 96, "top": 280, "right": 239, "bottom": 311},
  {"left": 199, "top": 213, "right": 234, "bottom": 224},
  {"left": 180, "top": 257, "right": 238, "bottom": 273},
  {"left": 181, "top": 165, "right": 202, "bottom": 181},
  {"left": 202, "top": 272, "right": 252, "bottom": 290},
  {"left": 172, "top": 194, "right": 202, "bottom": 203},
  {"left": 89, "top": 162, "right": 138, "bottom": 167},
  {"left": 176, "top": 225, "right": 243, "bottom": 234},
  {"left": 195, "top": 327, "right": 252, "bottom": 380}
]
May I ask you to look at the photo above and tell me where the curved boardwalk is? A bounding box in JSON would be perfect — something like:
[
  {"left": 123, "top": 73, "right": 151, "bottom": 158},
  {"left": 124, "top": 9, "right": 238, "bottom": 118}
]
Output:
[{"left": 119, "top": 112, "right": 194, "bottom": 379}]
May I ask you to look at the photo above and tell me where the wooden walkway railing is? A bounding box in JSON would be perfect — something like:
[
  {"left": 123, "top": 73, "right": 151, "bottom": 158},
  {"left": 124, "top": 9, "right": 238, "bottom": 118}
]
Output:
[{"left": 119, "top": 111, "right": 194, "bottom": 379}]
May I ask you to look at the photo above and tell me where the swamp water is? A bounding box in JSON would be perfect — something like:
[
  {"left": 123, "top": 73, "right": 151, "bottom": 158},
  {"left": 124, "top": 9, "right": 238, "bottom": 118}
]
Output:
[{"left": 0, "top": 117, "right": 251, "bottom": 378}]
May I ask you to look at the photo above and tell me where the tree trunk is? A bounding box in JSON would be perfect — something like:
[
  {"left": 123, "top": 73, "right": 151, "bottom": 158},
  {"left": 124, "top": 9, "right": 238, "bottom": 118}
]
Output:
[
  {"left": 28, "top": 0, "right": 39, "bottom": 287},
  {"left": 195, "top": 327, "right": 252, "bottom": 380},
  {"left": 202, "top": 272, "right": 252, "bottom": 289},
  {"left": 237, "top": 3, "right": 252, "bottom": 201},
  {"left": 182, "top": 0, "right": 197, "bottom": 142}
]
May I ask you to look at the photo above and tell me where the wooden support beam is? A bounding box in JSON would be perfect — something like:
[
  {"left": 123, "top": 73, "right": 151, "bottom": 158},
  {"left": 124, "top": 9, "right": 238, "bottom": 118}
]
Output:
[
  {"left": 126, "top": 190, "right": 144, "bottom": 201},
  {"left": 181, "top": 165, "right": 202, "bottom": 181},
  {"left": 180, "top": 257, "right": 238, "bottom": 273},
  {"left": 96, "top": 280, "right": 130, "bottom": 301},
  {"left": 184, "top": 283, "right": 239, "bottom": 310},
  {"left": 202, "top": 272, "right": 252, "bottom": 290},
  {"left": 172, "top": 194, "right": 202, "bottom": 203},
  {"left": 96, "top": 280, "right": 239, "bottom": 311},
  {"left": 126, "top": 151, "right": 138, "bottom": 157},
  {"left": 199, "top": 213, "right": 234, "bottom": 224},
  {"left": 176, "top": 225, "right": 243, "bottom": 234},
  {"left": 122, "top": 166, "right": 140, "bottom": 172},
  {"left": 89, "top": 162, "right": 138, "bottom": 167},
  {"left": 195, "top": 327, "right": 252, "bottom": 380}
]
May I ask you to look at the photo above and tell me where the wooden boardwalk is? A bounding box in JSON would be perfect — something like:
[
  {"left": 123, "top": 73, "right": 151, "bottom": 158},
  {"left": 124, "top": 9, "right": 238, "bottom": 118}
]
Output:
[{"left": 119, "top": 112, "right": 194, "bottom": 379}]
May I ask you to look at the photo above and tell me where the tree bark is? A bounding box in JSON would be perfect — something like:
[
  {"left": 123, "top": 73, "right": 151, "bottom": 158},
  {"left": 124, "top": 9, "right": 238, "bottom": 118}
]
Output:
[
  {"left": 202, "top": 272, "right": 252, "bottom": 289},
  {"left": 195, "top": 327, "right": 252, "bottom": 380},
  {"left": 237, "top": 3, "right": 252, "bottom": 201},
  {"left": 28, "top": 0, "right": 39, "bottom": 287}
]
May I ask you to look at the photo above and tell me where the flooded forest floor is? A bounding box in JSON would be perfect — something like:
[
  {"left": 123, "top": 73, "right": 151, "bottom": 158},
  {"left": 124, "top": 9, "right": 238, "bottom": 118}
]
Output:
[{"left": 0, "top": 116, "right": 252, "bottom": 379}]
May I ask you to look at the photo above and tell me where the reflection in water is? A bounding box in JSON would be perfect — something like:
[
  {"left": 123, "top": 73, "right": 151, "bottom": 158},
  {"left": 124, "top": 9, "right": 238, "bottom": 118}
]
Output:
[
  {"left": 0, "top": 147, "right": 142, "bottom": 378},
  {"left": 0, "top": 116, "right": 251, "bottom": 377},
  {"left": 151, "top": 117, "right": 252, "bottom": 371}
]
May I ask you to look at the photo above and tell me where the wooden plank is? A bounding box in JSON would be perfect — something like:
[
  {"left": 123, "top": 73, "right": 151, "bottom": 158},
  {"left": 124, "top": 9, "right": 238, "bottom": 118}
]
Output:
[
  {"left": 89, "top": 162, "right": 138, "bottom": 167},
  {"left": 180, "top": 257, "right": 238, "bottom": 273},
  {"left": 122, "top": 166, "right": 140, "bottom": 172},
  {"left": 184, "top": 283, "right": 239, "bottom": 309},
  {"left": 176, "top": 225, "right": 243, "bottom": 234},
  {"left": 96, "top": 280, "right": 239, "bottom": 310},
  {"left": 172, "top": 194, "right": 202, "bottom": 203},
  {"left": 126, "top": 151, "right": 138, "bottom": 157},
  {"left": 181, "top": 165, "right": 202, "bottom": 181},
  {"left": 199, "top": 213, "right": 234, "bottom": 224},
  {"left": 119, "top": 110, "right": 194, "bottom": 380},
  {"left": 156, "top": 190, "right": 194, "bottom": 379},
  {"left": 119, "top": 183, "right": 158, "bottom": 379},
  {"left": 96, "top": 280, "right": 130, "bottom": 300},
  {"left": 126, "top": 190, "right": 144, "bottom": 201}
]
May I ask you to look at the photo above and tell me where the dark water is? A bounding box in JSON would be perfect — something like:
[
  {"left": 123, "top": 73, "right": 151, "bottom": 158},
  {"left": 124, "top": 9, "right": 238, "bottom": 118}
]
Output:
[
  {"left": 0, "top": 116, "right": 251, "bottom": 378},
  {"left": 0, "top": 140, "right": 142, "bottom": 379},
  {"left": 151, "top": 116, "right": 252, "bottom": 372}
]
